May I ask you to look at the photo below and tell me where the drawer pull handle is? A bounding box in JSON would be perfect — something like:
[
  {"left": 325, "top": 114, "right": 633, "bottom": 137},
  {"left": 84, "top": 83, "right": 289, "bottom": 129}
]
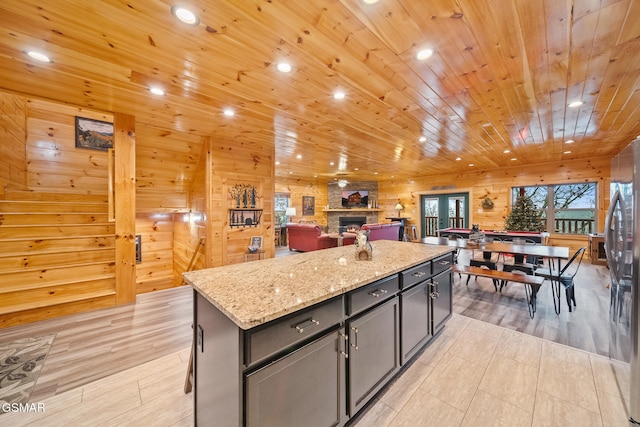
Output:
[
  {"left": 293, "top": 318, "right": 320, "bottom": 333},
  {"left": 350, "top": 326, "right": 359, "bottom": 350},
  {"left": 438, "top": 260, "right": 450, "bottom": 266},
  {"left": 370, "top": 289, "right": 388, "bottom": 298},
  {"left": 339, "top": 333, "right": 349, "bottom": 359},
  {"left": 412, "top": 271, "right": 426, "bottom": 278}
]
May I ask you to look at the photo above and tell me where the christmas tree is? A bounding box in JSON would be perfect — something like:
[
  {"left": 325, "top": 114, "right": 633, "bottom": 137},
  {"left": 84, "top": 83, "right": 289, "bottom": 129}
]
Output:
[{"left": 504, "top": 196, "right": 544, "bottom": 231}]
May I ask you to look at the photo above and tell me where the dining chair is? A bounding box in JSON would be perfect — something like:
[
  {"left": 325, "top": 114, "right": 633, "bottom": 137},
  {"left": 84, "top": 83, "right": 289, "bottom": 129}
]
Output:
[
  {"left": 467, "top": 237, "right": 500, "bottom": 288},
  {"left": 503, "top": 238, "right": 538, "bottom": 275},
  {"left": 534, "top": 247, "right": 586, "bottom": 312}
]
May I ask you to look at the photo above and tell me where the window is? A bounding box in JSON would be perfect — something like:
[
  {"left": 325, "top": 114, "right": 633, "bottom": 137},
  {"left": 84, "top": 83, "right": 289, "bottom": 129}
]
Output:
[
  {"left": 511, "top": 183, "right": 596, "bottom": 234},
  {"left": 274, "top": 193, "right": 290, "bottom": 226}
]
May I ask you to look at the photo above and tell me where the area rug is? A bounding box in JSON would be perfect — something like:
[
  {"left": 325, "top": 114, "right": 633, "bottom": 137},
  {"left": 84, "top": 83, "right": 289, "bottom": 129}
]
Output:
[{"left": 0, "top": 334, "right": 55, "bottom": 408}]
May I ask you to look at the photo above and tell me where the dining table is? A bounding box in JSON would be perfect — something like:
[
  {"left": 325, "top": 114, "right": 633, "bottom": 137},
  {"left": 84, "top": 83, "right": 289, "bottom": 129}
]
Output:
[{"left": 418, "top": 236, "right": 570, "bottom": 314}]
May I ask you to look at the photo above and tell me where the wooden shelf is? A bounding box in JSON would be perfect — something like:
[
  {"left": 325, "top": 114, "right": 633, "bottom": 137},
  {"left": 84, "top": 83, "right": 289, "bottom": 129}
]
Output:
[
  {"left": 322, "top": 208, "right": 383, "bottom": 212},
  {"left": 229, "top": 208, "right": 262, "bottom": 228}
]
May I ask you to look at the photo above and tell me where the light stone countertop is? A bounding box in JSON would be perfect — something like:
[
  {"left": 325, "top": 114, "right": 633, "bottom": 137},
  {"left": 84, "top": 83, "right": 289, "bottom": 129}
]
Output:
[{"left": 183, "top": 240, "right": 452, "bottom": 330}]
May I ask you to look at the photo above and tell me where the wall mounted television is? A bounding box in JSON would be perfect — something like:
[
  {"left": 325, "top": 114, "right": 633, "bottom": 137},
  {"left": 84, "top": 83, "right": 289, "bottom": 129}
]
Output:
[{"left": 341, "top": 190, "right": 369, "bottom": 208}]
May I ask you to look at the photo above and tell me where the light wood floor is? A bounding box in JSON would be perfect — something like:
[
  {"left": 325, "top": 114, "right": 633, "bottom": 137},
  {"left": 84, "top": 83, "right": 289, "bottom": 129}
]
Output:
[
  {"left": 451, "top": 249, "right": 612, "bottom": 357},
  {"left": 0, "top": 286, "right": 192, "bottom": 401},
  {"left": 0, "top": 246, "right": 627, "bottom": 426}
]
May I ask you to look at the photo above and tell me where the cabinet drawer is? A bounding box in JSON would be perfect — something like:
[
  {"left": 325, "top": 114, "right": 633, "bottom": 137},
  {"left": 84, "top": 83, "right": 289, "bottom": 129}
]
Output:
[
  {"left": 401, "top": 261, "right": 431, "bottom": 289},
  {"left": 347, "top": 275, "right": 399, "bottom": 316},
  {"left": 432, "top": 253, "right": 454, "bottom": 277},
  {"left": 246, "top": 297, "right": 343, "bottom": 366}
]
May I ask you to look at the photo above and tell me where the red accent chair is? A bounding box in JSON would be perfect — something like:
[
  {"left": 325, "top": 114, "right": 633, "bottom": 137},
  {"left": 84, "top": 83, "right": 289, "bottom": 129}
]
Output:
[{"left": 286, "top": 223, "right": 336, "bottom": 252}]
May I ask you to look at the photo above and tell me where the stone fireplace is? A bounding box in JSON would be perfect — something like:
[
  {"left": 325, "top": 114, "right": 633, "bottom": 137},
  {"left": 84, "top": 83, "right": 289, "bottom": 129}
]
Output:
[{"left": 326, "top": 181, "right": 380, "bottom": 232}]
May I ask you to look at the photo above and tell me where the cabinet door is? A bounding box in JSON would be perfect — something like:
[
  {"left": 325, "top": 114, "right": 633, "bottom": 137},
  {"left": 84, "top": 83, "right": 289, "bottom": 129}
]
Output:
[
  {"left": 245, "top": 329, "right": 346, "bottom": 427},
  {"left": 347, "top": 296, "right": 399, "bottom": 416},
  {"left": 194, "top": 291, "right": 241, "bottom": 427},
  {"left": 400, "top": 281, "right": 431, "bottom": 364},
  {"left": 431, "top": 270, "right": 452, "bottom": 335}
]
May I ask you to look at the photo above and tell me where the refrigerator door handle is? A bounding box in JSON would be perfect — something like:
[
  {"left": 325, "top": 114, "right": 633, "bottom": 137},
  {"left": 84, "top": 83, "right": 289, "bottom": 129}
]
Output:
[{"left": 604, "top": 189, "right": 626, "bottom": 283}]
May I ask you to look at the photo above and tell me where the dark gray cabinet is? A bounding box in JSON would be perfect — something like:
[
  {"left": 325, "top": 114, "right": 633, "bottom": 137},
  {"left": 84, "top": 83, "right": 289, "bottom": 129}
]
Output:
[
  {"left": 245, "top": 328, "right": 346, "bottom": 427},
  {"left": 347, "top": 296, "right": 399, "bottom": 416},
  {"left": 400, "top": 253, "right": 453, "bottom": 364},
  {"left": 192, "top": 251, "right": 453, "bottom": 427},
  {"left": 431, "top": 269, "right": 452, "bottom": 335},
  {"left": 400, "top": 280, "right": 431, "bottom": 364}
]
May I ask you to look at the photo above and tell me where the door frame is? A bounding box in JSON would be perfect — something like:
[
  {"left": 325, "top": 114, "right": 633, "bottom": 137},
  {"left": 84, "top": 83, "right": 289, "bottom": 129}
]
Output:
[{"left": 418, "top": 190, "right": 471, "bottom": 237}]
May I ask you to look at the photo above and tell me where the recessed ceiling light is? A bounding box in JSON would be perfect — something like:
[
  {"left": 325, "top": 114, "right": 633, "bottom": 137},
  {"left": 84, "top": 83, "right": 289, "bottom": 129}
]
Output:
[
  {"left": 296, "top": 154, "right": 302, "bottom": 159},
  {"left": 565, "top": 139, "right": 574, "bottom": 144},
  {"left": 26, "top": 51, "right": 51, "bottom": 62},
  {"left": 361, "top": 0, "right": 380, "bottom": 4},
  {"left": 171, "top": 6, "right": 199, "bottom": 26},
  {"left": 276, "top": 62, "right": 292, "bottom": 73},
  {"left": 374, "top": 172, "right": 378, "bottom": 175},
  {"left": 468, "top": 163, "right": 475, "bottom": 167},
  {"left": 333, "top": 91, "right": 345, "bottom": 100},
  {"left": 415, "top": 49, "right": 434, "bottom": 60},
  {"left": 503, "top": 149, "right": 511, "bottom": 154},
  {"left": 564, "top": 150, "right": 572, "bottom": 154},
  {"left": 275, "top": 161, "right": 280, "bottom": 165},
  {"left": 510, "top": 157, "right": 517, "bottom": 161},
  {"left": 455, "top": 157, "right": 462, "bottom": 161},
  {"left": 149, "top": 87, "right": 165, "bottom": 96},
  {"left": 418, "top": 136, "right": 427, "bottom": 142},
  {"left": 223, "top": 108, "right": 235, "bottom": 117},
  {"left": 329, "top": 161, "right": 335, "bottom": 166},
  {"left": 354, "top": 168, "right": 359, "bottom": 171},
  {"left": 568, "top": 101, "right": 584, "bottom": 108}
]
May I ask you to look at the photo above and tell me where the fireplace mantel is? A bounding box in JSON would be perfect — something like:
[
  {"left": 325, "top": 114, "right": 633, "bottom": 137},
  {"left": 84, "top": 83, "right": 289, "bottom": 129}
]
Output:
[{"left": 322, "top": 208, "right": 382, "bottom": 212}]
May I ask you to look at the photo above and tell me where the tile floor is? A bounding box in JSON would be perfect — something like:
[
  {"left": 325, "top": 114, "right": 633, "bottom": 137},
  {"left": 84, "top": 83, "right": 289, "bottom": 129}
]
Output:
[{"left": 1, "top": 314, "right": 630, "bottom": 426}]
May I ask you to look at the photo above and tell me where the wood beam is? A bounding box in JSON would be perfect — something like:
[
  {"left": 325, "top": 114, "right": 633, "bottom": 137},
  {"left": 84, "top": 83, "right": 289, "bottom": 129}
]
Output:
[{"left": 114, "top": 112, "right": 136, "bottom": 304}]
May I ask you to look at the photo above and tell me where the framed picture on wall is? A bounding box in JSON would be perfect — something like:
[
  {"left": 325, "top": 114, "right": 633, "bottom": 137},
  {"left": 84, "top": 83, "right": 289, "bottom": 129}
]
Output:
[
  {"left": 250, "top": 236, "right": 263, "bottom": 249},
  {"left": 302, "top": 196, "right": 315, "bottom": 216},
  {"left": 75, "top": 116, "right": 114, "bottom": 151}
]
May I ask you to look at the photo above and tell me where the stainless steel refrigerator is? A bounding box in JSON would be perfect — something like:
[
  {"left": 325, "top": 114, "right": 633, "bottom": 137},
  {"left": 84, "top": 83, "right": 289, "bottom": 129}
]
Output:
[{"left": 606, "top": 139, "right": 640, "bottom": 425}]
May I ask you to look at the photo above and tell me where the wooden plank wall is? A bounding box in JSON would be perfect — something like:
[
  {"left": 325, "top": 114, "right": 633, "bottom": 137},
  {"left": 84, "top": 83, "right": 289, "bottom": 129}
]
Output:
[
  {"left": 377, "top": 157, "right": 611, "bottom": 255},
  {"left": 275, "top": 179, "right": 330, "bottom": 227},
  {"left": 173, "top": 142, "right": 207, "bottom": 283},
  {"left": 208, "top": 138, "right": 275, "bottom": 266},
  {"left": 135, "top": 126, "right": 203, "bottom": 213},
  {"left": 26, "top": 98, "right": 112, "bottom": 195},
  {"left": 0, "top": 92, "right": 27, "bottom": 197},
  {"left": 136, "top": 213, "right": 176, "bottom": 294},
  {"left": 0, "top": 190, "right": 117, "bottom": 327},
  {"left": 0, "top": 96, "right": 120, "bottom": 327}
]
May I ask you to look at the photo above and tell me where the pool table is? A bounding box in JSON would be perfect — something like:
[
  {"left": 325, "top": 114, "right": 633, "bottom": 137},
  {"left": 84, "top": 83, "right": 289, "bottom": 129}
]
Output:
[{"left": 437, "top": 227, "right": 547, "bottom": 244}]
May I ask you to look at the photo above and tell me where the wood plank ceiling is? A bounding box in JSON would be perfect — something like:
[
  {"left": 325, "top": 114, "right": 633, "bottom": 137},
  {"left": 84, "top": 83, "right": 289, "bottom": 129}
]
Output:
[{"left": 1, "top": 0, "right": 640, "bottom": 185}]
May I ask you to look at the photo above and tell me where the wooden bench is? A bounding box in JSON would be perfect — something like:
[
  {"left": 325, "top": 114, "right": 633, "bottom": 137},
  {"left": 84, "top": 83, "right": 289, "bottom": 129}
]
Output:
[{"left": 453, "top": 265, "right": 544, "bottom": 318}]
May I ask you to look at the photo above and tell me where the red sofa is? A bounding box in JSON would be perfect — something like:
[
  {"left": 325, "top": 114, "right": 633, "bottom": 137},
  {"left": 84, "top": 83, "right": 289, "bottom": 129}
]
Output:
[
  {"left": 286, "top": 223, "right": 336, "bottom": 252},
  {"left": 361, "top": 222, "right": 401, "bottom": 241}
]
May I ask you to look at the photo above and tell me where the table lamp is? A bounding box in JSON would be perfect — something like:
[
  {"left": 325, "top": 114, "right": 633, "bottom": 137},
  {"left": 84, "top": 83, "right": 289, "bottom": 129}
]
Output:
[
  {"left": 394, "top": 202, "right": 403, "bottom": 217},
  {"left": 285, "top": 207, "right": 296, "bottom": 222}
]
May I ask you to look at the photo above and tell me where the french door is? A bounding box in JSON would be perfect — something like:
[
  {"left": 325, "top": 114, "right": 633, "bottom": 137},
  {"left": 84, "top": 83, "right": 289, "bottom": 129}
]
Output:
[{"left": 421, "top": 193, "right": 469, "bottom": 237}]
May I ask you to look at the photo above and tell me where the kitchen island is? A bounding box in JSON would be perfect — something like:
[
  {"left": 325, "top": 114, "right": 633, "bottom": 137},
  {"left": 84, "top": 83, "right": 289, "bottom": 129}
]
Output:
[{"left": 184, "top": 240, "right": 454, "bottom": 426}]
